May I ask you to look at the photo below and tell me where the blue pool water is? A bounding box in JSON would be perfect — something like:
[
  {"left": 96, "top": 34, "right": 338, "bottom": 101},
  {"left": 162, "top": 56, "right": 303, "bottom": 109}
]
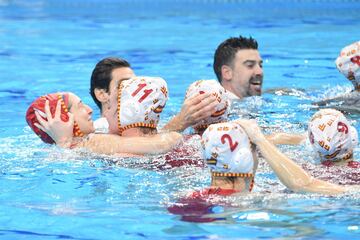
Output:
[{"left": 0, "top": 0, "right": 360, "bottom": 239}]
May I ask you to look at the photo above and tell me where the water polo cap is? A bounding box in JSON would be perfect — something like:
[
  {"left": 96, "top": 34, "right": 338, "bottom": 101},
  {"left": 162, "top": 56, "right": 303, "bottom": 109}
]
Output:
[
  {"left": 185, "top": 80, "right": 228, "bottom": 133},
  {"left": 201, "top": 121, "right": 255, "bottom": 191},
  {"left": 308, "top": 108, "right": 358, "bottom": 162},
  {"left": 335, "top": 41, "right": 360, "bottom": 88},
  {"left": 117, "top": 76, "right": 168, "bottom": 135},
  {"left": 25, "top": 93, "right": 83, "bottom": 144}
]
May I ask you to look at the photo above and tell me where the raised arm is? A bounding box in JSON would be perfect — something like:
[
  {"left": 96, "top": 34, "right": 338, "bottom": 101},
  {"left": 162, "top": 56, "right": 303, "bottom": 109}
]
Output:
[
  {"left": 82, "top": 132, "right": 182, "bottom": 155},
  {"left": 162, "top": 93, "right": 218, "bottom": 132},
  {"left": 236, "top": 119, "right": 346, "bottom": 195}
]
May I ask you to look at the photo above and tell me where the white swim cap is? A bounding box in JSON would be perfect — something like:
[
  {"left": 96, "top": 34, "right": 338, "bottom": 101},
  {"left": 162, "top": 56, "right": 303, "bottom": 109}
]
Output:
[
  {"left": 185, "top": 80, "right": 229, "bottom": 132},
  {"left": 201, "top": 122, "right": 254, "bottom": 177},
  {"left": 117, "top": 76, "right": 168, "bottom": 135},
  {"left": 308, "top": 109, "right": 358, "bottom": 162},
  {"left": 335, "top": 41, "right": 360, "bottom": 88}
]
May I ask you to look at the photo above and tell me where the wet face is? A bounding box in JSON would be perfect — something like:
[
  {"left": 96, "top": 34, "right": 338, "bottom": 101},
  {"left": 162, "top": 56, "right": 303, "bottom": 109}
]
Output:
[
  {"left": 68, "top": 93, "right": 95, "bottom": 134},
  {"left": 223, "top": 49, "right": 263, "bottom": 98}
]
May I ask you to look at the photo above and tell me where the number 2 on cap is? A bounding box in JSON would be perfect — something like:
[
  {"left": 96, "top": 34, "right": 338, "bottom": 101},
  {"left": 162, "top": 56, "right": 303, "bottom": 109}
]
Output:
[
  {"left": 221, "top": 134, "right": 238, "bottom": 152},
  {"left": 131, "top": 83, "right": 153, "bottom": 103}
]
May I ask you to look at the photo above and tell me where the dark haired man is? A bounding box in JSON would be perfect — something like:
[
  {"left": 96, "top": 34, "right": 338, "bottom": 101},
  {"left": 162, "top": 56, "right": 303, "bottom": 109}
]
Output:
[
  {"left": 212, "top": 37, "right": 306, "bottom": 144},
  {"left": 90, "top": 57, "right": 135, "bottom": 133},
  {"left": 90, "top": 57, "right": 218, "bottom": 133},
  {"left": 213, "top": 36, "right": 263, "bottom": 99},
  {"left": 90, "top": 57, "right": 134, "bottom": 114}
]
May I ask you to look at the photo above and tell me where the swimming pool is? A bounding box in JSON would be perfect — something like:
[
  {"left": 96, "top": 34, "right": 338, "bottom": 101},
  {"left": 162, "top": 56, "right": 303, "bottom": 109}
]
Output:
[{"left": 0, "top": 0, "right": 359, "bottom": 239}]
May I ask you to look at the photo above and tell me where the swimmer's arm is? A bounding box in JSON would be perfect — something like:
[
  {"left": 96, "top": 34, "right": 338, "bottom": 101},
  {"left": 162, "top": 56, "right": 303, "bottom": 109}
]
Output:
[
  {"left": 162, "top": 93, "right": 218, "bottom": 132},
  {"left": 256, "top": 135, "right": 345, "bottom": 194},
  {"left": 297, "top": 178, "right": 346, "bottom": 194},
  {"left": 266, "top": 132, "right": 306, "bottom": 145},
  {"left": 252, "top": 141, "right": 348, "bottom": 195},
  {"left": 80, "top": 132, "right": 183, "bottom": 155},
  {"left": 236, "top": 119, "right": 346, "bottom": 195}
]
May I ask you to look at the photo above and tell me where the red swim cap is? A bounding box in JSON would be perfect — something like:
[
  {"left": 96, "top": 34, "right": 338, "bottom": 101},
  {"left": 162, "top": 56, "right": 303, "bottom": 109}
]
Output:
[{"left": 25, "top": 93, "right": 83, "bottom": 144}]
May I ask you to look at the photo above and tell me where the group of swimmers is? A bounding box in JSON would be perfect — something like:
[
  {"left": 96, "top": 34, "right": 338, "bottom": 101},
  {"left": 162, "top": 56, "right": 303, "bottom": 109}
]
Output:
[{"left": 25, "top": 36, "right": 360, "bottom": 220}]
